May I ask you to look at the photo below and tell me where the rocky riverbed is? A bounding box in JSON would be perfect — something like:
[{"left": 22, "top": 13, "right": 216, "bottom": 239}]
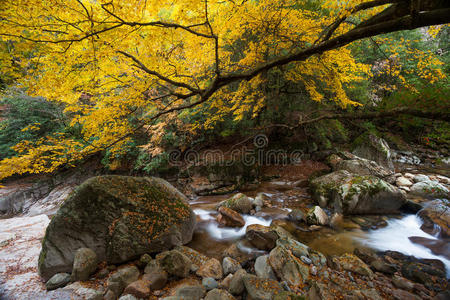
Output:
[{"left": 0, "top": 143, "right": 449, "bottom": 299}]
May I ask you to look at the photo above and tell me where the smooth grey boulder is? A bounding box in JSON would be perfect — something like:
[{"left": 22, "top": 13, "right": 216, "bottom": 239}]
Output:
[
  {"left": 410, "top": 181, "right": 449, "bottom": 198},
  {"left": 71, "top": 248, "right": 98, "bottom": 281},
  {"left": 46, "top": 273, "right": 71, "bottom": 290},
  {"left": 38, "top": 176, "right": 196, "bottom": 281},
  {"left": 254, "top": 255, "right": 277, "bottom": 280}
]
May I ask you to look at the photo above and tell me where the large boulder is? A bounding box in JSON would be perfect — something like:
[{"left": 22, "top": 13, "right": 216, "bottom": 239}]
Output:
[
  {"left": 219, "top": 193, "right": 253, "bottom": 214},
  {"left": 352, "top": 134, "right": 394, "bottom": 170},
  {"left": 38, "top": 176, "right": 196, "bottom": 280},
  {"left": 268, "top": 245, "right": 309, "bottom": 286},
  {"left": 410, "top": 181, "right": 449, "bottom": 199},
  {"left": 334, "top": 157, "right": 393, "bottom": 180},
  {"left": 310, "top": 171, "right": 406, "bottom": 215}
]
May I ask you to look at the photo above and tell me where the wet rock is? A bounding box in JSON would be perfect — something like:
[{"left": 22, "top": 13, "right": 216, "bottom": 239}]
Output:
[
  {"left": 46, "top": 273, "right": 71, "bottom": 290},
  {"left": 205, "top": 288, "right": 236, "bottom": 300},
  {"left": 410, "top": 181, "right": 449, "bottom": 199},
  {"left": 222, "top": 243, "right": 253, "bottom": 263},
  {"left": 310, "top": 170, "right": 354, "bottom": 207},
  {"left": 219, "top": 193, "right": 253, "bottom": 214},
  {"left": 123, "top": 280, "right": 151, "bottom": 298},
  {"left": 306, "top": 206, "right": 328, "bottom": 225},
  {"left": 370, "top": 259, "right": 397, "bottom": 274},
  {"left": 392, "top": 288, "right": 420, "bottom": 300},
  {"left": 62, "top": 282, "right": 103, "bottom": 300},
  {"left": 229, "top": 269, "right": 247, "bottom": 295},
  {"left": 269, "top": 245, "right": 309, "bottom": 285},
  {"left": 400, "top": 200, "right": 423, "bottom": 214},
  {"left": 332, "top": 254, "right": 374, "bottom": 278},
  {"left": 160, "top": 250, "right": 192, "bottom": 278},
  {"left": 288, "top": 209, "right": 305, "bottom": 223},
  {"left": 255, "top": 255, "right": 277, "bottom": 280},
  {"left": 137, "top": 253, "right": 152, "bottom": 268},
  {"left": 354, "top": 248, "right": 378, "bottom": 265},
  {"left": 253, "top": 193, "right": 267, "bottom": 209},
  {"left": 408, "top": 236, "right": 450, "bottom": 259},
  {"left": 418, "top": 199, "right": 450, "bottom": 237},
  {"left": 217, "top": 206, "right": 245, "bottom": 228},
  {"left": 242, "top": 274, "right": 283, "bottom": 300},
  {"left": 392, "top": 275, "right": 414, "bottom": 291},
  {"left": 352, "top": 133, "right": 394, "bottom": 169},
  {"left": 219, "top": 274, "right": 233, "bottom": 290},
  {"left": 119, "top": 295, "right": 139, "bottom": 300},
  {"left": 106, "top": 265, "right": 140, "bottom": 296},
  {"left": 246, "top": 224, "right": 278, "bottom": 250},
  {"left": 71, "top": 248, "right": 98, "bottom": 282},
  {"left": 401, "top": 261, "right": 445, "bottom": 285},
  {"left": 396, "top": 177, "right": 413, "bottom": 187},
  {"left": 203, "top": 277, "right": 219, "bottom": 291},
  {"left": 38, "top": 176, "right": 196, "bottom": 280},
  {"left": 276, "top": 238, "right": 310, "bottom": 258},
  {"left": 222, "top": 257, "right": 241, "bottom": 275},
  {"left": 197, "top": 258, "right": 223, "bottom": 279}
]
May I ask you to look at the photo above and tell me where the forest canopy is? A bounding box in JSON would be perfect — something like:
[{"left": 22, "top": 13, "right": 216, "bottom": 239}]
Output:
[{"left": 0, "top": 0, "right": 449, "bottom": 182}]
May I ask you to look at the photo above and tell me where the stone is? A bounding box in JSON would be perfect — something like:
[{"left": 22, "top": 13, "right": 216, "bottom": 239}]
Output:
[
  {"left": 62, "top": 282, "right": 103, "bottom": 300},
  {"left": 334, "top": 157, "right": 393, "bottom": 179},
  {"left": 276, "top": 238, "right": 310, "bottom": 258},
  {"left": 219, "top": 274, "right": 233, "bottom": 290},
  {"left": 242, "top": 274, "right": 283, "bottom": 300},
  {"left": 229, "top": 269, "right": 247, "bottom": 295},
  {"left": 392, "top": 275, "right": 414, "bottom": 291},
  {"left": 410, "top": 181, "right": 449, "bottom": 199},
  {"left": 46, "top": 273, "right": 71, "bottom": 290},
  {"left": 219, "top": 193, "right": 253, "bottom": 214},
  {"left": 197, "top": 258, "right": 223, "bottom": 279},
  {"left": 352, "top": 134, "right": 394, "bottom": 169},
  {"left": 332, "top": 254, "right": 374, "bottom": 279},
  {"left": 392, "top": 289, "right": 420, "bottom": 300},
  {"left": 222, "top": 257, "right": 241, "bottom": 275},
  {"left": 311, "top": 171, "right": 406, "bottom": 215},
  {"left": 413, "top": 174, "right": 430, "bottom": 183},
  {"left": 396, "top": 177, "right": 413, "bottom": 187},
  {"left": 370, "top": 259, "right": 397, "bottom": 274},
  {"left": 287, "top": 209, "right": 305, "bottom": 223},
  {"left": 202, "top": 277, "right": 219, "bottom": 291},
  {"left": 245, "top": 224, "right": 278, "bottom": 250},
  {"left": 142, "top": 266, "right": 168, "bottom": 290},
  {"left": 205, "top": 288, "right": 236, "bottom": 300},
  {"left": 137, "top": 253, "right": 152, "bottom": 268},
  {"left": 119, "top": 295, "right": 139, "bottom": 300},
  {"left": 175, "top": 285, "right": 206, "bottom": 300},
  {"left": 174, "top": 245, "right": 209, "bottom": 271},
  {"left": 217, "top": 206, "right": 245, "bottom": 228},
  {"left": 160, "top": 250, "right": 192, "bottom": 278},
  {"left": 71, "top": 248, "right": 98, "bottom": 282},
  {"left": 418, "top": 199, "right": 450, "bottom": 237},
  {"left": 123, "top": 280, "right": 151, "bottom": 298},
  {"left": 268, "top": 245, "right": 309, "bottom": 286},
  {"left": 253, "top": 193, "right": 267, "bottom": 208},
  {"left": 255, "top": 255, "right": 277, "bottom": 280},
  {"left": 306, "top": 206, "right": 328, "bottom": 225},
  {"left": 38, "top": 176, "right": 196, "bottom": 280},
  {"left": 106, "top": 265, "right": 140, "bottom": 296}
]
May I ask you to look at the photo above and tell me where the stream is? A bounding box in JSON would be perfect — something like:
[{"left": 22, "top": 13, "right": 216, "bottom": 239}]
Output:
[{"left": 187, "top": 189, "right": 450, "bottom": 278}]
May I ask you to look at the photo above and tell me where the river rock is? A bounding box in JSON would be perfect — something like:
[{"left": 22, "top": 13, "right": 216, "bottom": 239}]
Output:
[
  {"left": 245, "top": 224, "right": 278, "bottom": 250},
  {"left": 255, "top": 255, "right": 277, "bottom": 280},
  {"left": 203, "top": 277, "right": 219, "bottom": 291},
  {"left": 175, "top": 284, "right": 206, "bottom": 299},
  {"left": 174, "top": 245, "right": 209, "bottom": 271},
  {"left": 413, "top": 174, "right": 430, "bottom": 183},
  {"left": 160, "top": 250, "right": 192, "bottom": 278},
  {"left": 142, "top": 260, "right": 168, "bottom": 290},
  {"left": 229, "top": 269, "right": 247, "bottom": 295},
  {"left": 123, "top": 280, "right": 151, "bottom": 298},
  {"left": 242, "top": 274, "right": 283, "bottom": 300},
  {"left": 268, "top": 245, "right": 309, "bottom": 285},
  {"left": 306, "top": 206, "right": 328, "bottom": 225},
  {"left": 410, "top": 181, "right": 449, "bottom": 198},
  {"left": 396, "top": 177, "right": 413, "bottom": 187},
  {"left": 418, "top": 199, "right": 450, "bottom": 237},
  {"left": 311, "top": 171, "right": 406, "bottom": 215},
  {"left": 71, "top": 248, "right": 98, "bottom": 281},
  {"left": 222, "top": 257, "right": 241, "bottom": 275},
  {"left": 220, "top": 193, "right": 253, "bottom": 214},
  {"left": 352, "top": 134, "right": 394, "bottom": 169},
  {"left": 217, "top": 206, "right": 245, "bottom": 227},
  {"left": 288, "top": 208, "right": 305, "bottom": 222},
  {"left": 332, "top": 254, "right": 374, "bottom": 278},
  {"left": 38, "top": 176, "right": 196, "bottom": 280},
  {"left": 106, "top": 265, "right": 140, "bottom": 296},
  {"left": 197, "top": 258, "right": 223, "bottom": 279},
  {"left": 334, "top": 157, "right": 393, "bottom": 179},
  {"left": 46, "top": 273, "right": 71, "bottom": 290},
  {"left": 205, "top": 288, "right": 236, "bottom": 300}
]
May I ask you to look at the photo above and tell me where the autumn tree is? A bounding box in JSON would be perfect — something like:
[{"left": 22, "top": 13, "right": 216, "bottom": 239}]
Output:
[{"left": 0, "top": 0, "right": 449, "bottom": 181}]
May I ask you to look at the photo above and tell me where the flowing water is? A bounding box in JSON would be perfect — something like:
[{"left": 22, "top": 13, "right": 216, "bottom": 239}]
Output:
[{"left": 187, "top": 186, "right": 450, "bottom": 277}]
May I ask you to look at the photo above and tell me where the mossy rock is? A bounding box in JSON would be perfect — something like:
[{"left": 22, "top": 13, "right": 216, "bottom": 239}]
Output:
[
  {"left": 352, "top": 133, "right": 394, "bottom": 170},
  {"left": 38, "top": 175, "right": 196, "bottom": 281}
]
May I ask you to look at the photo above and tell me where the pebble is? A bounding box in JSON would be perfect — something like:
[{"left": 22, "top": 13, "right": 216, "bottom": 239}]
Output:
[{"left": 300, "top": 256, "right": 312, "bottom": 265}]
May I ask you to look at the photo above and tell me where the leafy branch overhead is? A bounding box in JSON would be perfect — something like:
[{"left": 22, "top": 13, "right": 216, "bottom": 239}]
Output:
[{"left": 0, "top": 0, "right": 449, "bottom": 180}]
